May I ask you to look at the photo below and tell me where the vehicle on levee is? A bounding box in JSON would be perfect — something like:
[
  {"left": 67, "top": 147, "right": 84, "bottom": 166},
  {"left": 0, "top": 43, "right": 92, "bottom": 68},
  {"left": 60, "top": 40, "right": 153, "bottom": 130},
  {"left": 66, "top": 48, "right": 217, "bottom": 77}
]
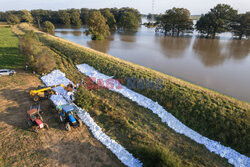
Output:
[
  {"left": 26, "top": 104, "right": 49, "bottom": 132},
  {"left": 0, "top": 69, "right": 16, "bottom": 76},
  {"left": 30, "top": 83, "right": 74, "bottom": 102},
  {"left": 58, "top": 104, "right": 82, "bottom": 131}
]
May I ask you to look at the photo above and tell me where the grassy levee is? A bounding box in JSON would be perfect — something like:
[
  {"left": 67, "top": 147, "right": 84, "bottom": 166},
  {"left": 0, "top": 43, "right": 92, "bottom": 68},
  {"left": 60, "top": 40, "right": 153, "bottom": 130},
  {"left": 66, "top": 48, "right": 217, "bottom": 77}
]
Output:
[
  {"left": 17, "top": 23, "right": 249, "bottom": 160},
  {"left": 17, "top": 23, "right": 250, "bottom": 155},
  {"left": 0, "top": 27, "right": 25, "bottom": 69},
  {"left": 45, "top": 49, "right": 232, "bottom": 166}
]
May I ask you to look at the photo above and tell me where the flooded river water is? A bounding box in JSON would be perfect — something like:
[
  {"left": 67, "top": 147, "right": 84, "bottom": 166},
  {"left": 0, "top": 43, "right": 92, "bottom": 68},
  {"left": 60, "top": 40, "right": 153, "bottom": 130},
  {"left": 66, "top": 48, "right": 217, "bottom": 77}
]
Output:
[{"left": 55, "top": 25, "right": 250, "bottom": 102}]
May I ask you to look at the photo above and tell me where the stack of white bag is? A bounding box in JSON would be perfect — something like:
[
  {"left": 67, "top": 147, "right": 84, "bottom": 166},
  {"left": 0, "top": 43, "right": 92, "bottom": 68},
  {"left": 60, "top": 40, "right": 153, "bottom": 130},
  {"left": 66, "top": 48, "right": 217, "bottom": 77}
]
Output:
[
  {"left": 41, "top": 70, "right": 74, "bottom": 102},
  {"left": 77, "top": 63, "right": 250, "bottom": 167},
  {"left": 50, "top": 94, "right": 68, "bottom": 106},
  {"left": 41, "top": 70, "right": 142, "bottom": 167},
  {"left": 74, "top": 104, "right": 142, "bottom": 167}
]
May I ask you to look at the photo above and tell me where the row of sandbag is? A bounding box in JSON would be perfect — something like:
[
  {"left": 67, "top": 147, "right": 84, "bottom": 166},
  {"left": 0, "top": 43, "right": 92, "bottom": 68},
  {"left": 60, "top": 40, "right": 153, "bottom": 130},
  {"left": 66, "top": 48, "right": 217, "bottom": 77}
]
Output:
[
  {"left": 76, "top": 63, "right": 249, "bottom": 167},
  {"left": 41, "top": 70, "right": 142, "bottom": 167}
]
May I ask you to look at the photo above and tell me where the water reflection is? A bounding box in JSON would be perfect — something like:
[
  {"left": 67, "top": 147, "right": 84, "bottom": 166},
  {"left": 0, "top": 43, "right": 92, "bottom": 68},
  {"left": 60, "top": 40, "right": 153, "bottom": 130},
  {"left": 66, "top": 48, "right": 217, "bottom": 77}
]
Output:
[
  {"left": 118, "top": 31, "right": 137, "bottom": 42},
  {"left": 226, "top": 40, "right": 250, "bottom": 60},
  {"left": 87, "top": 37, "right": 113, "bottom": 53},
  {"left": 58, "top": 31, "right": 70, "bottom": 35},
  {"left": 155, "top": 36, "right": 191, "bottom": 59},
  {"left": 193, "top": 39, "right": 227, "bottom": 66},
  {"left": 193, "top": 39, "right": 250, "bottom": 67},
  {"left": 72, "top": 31, "right": 83, "bottom": 36},
  {"left": 55, "top": 31, "right": 83, "bottom": 36}
]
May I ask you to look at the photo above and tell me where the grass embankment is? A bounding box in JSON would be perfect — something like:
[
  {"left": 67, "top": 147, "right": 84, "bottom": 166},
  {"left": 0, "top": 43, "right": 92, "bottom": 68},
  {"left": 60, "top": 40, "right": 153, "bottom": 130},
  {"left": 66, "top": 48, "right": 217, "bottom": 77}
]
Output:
[
  {"left": 0, "top": 27, "right": 24, "bottom": 69},
  {"left": 19, "top": 24, "right": 249, "bottom": 155},
  {"left": 16, "top": 23, "right": 248, "bottom": 166}
]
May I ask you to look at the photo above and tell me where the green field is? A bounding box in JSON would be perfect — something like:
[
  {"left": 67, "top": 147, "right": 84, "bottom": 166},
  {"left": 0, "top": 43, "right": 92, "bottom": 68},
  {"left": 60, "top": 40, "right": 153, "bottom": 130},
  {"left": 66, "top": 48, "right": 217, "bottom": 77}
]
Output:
[
  {"left": 15, "top": 23, "right": 249, "bottom": 166},
  {"left": 0, "top": 27, "right": 24, "bottom": 69}
]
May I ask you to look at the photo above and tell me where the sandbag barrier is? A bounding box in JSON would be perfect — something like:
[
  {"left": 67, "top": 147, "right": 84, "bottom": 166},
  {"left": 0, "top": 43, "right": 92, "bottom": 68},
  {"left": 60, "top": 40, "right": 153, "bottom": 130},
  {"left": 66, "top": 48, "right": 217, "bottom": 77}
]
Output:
[
  {"left": 77, "top": 64, "right": 250, "bottom": 167},
  {"left": 41, "top": 70, "right": 142, "bottom": 167}
]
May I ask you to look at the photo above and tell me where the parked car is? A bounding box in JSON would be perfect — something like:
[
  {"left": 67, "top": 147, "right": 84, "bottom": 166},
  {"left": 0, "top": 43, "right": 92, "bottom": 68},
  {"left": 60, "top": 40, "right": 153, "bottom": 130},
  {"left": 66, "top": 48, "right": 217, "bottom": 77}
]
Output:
[{"left": 0, "top": 69, "right": 16, "bottom": 76}]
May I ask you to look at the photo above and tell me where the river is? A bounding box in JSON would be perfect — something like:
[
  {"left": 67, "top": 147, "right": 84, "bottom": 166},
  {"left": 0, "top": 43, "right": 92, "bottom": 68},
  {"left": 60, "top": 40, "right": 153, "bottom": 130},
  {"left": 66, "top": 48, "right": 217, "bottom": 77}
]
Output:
[{"left": 54, "top": 24, "right": 250, "bottom": 103}]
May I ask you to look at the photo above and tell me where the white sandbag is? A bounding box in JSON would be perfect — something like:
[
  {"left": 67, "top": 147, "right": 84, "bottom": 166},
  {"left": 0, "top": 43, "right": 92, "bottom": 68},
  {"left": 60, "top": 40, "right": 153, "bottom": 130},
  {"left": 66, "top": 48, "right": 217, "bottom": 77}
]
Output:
[
  {"left": 77, "top": 63, "right": 250, "bottom": 167},
  {"left": 50, "top": 94, "right": 68, "bottom": 106},
  {"left": 41, "top": 70, "right": 142, "bottom": 167}
]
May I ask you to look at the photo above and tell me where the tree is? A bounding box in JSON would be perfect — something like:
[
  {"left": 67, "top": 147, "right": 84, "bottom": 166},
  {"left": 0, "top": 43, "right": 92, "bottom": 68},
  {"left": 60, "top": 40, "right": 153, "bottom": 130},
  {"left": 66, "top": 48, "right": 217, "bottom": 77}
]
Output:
[
  {"left": 196, "top": 4, "right": 237, "bottom": 38},
  {"left": 115, "top": 7, "right": 142, "bottom": 24},
  {"left": 196, "top": 13, "right": 214, "bottom": 38},
  {"left": 101, "top": 9, "right": 116, "bottom": 30},
  {"left": 80, "top": 8, "right": 89, "bottom": 25},
  {"left": 6, "top": 14, "right": 20, "bottom": 25},
  {"left": 86, "top": 11, "right": 110, "bottom": 40},
  {"left": 0, "top": 12, "right": 6, "bottom": 22},
  {"left": 31, "top": 10, "right": 51, "bottom": 29},
  {"left": 58, "top": 11, "right": 71, "bottom": 25},
  {"left": 71, "top": 11, "right": 82, "bottom": 26},
  {"left": 156, "top": 8, "right": 193, "bottom": 36},
  {"left": 21, "top": 10, "right": 33, "bottom": 23},
  {"left": 117, "top": 12, "right": 139, "bottom": 31},
  {"left": 42, "top": 21, "right": 55, "bottom": 34},
  {"left": 230, "top": 12, "right": 250, "bottom": 39}
]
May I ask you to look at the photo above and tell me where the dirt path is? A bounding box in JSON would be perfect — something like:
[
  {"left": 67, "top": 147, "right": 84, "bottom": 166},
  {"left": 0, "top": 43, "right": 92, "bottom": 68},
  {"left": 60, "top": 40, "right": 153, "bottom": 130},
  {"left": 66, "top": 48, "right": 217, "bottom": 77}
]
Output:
[{"left": 0, "top": 70, "right": 123, "bottom": 167}]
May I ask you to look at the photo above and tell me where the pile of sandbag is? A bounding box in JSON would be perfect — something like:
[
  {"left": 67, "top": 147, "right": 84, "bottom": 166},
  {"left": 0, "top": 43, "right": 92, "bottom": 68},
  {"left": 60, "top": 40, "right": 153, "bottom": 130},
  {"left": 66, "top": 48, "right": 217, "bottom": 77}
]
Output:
[
  {"left": 77, "top": 63, "right": 250, "bottom": 167},
  {"left": 41, "top": 70, "right": 142, "bottom": 167}
]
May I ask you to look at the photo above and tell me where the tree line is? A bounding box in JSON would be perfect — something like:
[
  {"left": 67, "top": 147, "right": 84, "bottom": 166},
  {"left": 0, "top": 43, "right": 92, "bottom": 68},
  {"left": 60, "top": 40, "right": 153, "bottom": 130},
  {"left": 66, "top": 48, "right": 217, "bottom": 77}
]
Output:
[
  {"left": 0, "top": 8, "right": 141, "bottom": 40},
  {"left": 155, "top": 4, "right": 249, "bottom": 39},
  {"left": 1, "top": 4, "right": 248, "bottom": 40}
]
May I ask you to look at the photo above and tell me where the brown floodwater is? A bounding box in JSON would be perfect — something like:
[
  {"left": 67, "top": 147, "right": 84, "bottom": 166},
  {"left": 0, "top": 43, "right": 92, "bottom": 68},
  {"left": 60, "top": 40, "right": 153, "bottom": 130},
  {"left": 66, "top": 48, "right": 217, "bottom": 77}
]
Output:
[{"left": 54, "top": 25, "right": 250, "bottom": 102}]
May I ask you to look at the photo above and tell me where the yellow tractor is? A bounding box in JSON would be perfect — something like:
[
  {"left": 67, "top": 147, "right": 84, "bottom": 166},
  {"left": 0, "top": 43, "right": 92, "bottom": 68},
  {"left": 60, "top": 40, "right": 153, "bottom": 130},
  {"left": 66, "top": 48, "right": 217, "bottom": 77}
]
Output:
[{"left": 30, "top": 83, "right": 74, "bottom": 102}]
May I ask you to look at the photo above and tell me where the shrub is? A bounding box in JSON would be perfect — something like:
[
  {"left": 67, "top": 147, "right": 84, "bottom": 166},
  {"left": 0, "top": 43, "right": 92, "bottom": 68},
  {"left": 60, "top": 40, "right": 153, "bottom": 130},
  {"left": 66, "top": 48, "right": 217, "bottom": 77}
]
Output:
[
  {"left": 20, "top": 30, "right": 40, "bottom": 56},
  {"left": 134, "top": 145, "right": 180, "bottom": 167},
  {"left": 42, "top": 21, "right": 55, "bottom": 34},
  {"left": 6, "top": 14, "right": 20, "bottom": 25},
  {"left": 74, "top": 87, "right": 93, "bottom": 110},
  {"left": 20, "top": 30, "right": 56, "bottom": 74},
  {"left": 32, "top": 48, "right": 56, "bottom": 74}
]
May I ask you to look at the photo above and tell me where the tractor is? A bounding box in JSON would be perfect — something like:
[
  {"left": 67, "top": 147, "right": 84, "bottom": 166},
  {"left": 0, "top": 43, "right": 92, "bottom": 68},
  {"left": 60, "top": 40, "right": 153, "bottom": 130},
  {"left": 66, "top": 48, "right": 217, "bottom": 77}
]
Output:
[
  {"left": 30, "top": 83, "right": 74, "bottom": 102},
  {"left": 58, "top": 104, "right": 82, "bottom": 131},
  {"left": 26, "top": 104, "right": 49, "bottom": 132}
]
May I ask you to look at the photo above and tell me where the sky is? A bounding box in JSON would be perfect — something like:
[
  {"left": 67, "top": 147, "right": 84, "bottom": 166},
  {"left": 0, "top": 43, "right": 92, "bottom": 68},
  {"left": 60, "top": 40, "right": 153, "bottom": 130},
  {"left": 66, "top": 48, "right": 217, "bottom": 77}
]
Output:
[{"left": 0, "top": 0, "right": 249, "bottom": 15}]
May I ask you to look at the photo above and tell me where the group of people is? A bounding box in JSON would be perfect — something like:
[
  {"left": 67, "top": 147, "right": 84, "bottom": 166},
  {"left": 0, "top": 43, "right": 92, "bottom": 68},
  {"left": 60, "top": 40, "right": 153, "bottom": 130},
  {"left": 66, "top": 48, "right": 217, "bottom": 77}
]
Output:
[{"left": 68, "top": 79, "right": 87, "bottom": 102}]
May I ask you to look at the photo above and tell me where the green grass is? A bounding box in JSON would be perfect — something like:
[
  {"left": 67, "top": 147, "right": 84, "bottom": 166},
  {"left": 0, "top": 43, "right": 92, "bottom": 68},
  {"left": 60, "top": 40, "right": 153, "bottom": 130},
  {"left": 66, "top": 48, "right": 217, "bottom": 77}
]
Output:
[
  {"left": 75, "top": 87, "right": 231, "bottom": 167},
  {"left": 0, "top": 27, "right": 24, "bottom": 69}
]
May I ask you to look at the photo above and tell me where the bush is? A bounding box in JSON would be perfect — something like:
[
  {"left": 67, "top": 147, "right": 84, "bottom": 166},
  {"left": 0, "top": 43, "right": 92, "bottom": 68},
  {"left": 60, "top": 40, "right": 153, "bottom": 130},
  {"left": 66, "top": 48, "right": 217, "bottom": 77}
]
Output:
[
  {"left": 32, "top": 48, "right": 56, "bottom": 74},
  {"left": 74, "top": 87, "right": 93, "bottom": 110},
  {"left": 6, "top": 14, "right": 20, "bottom": 25},
  {"left": 20, "top": 30, "right": 40, "bottom": 56},
  {"left": 134, "top": 145, "right": 180, "bottom": 167},
  {"left": 42, "top": 21, "right": 55, "bottom": 34},
  {"left": 20, "top": 30, "right": 56, "bottom": 74}
]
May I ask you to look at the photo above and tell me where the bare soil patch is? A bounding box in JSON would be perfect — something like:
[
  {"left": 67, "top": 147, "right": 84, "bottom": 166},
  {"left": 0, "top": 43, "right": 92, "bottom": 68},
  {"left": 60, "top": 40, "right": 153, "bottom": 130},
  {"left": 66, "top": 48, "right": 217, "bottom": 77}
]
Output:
[{"left": 0, "top": 70, "right": 123, "bottom": 167}]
